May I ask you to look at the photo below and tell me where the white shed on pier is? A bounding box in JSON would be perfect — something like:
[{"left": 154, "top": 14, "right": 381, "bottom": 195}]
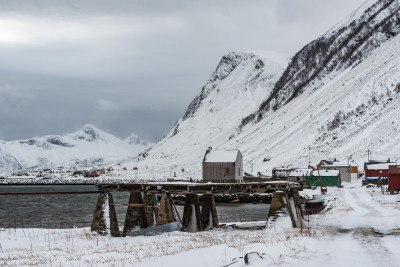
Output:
[{"left": 202, "top": 147, "right": 243, "bottom": 183}]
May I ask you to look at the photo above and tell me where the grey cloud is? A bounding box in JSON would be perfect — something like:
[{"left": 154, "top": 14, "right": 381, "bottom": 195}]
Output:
[{"left": 0, "top": 0, "right": 366, "bottom": 142}]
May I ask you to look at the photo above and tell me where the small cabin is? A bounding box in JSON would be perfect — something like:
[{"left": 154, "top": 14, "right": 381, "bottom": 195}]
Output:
[
  {"left": 305, "top": 169, "right": 341, "bottom": 187},
  {"left": 202, "top": 147, "right": 243, "bottom": 183},
  {"left": 319, "top": 159, "right": 358, "bottom": 183},
  {"left": 365, "top": 162, "right": 396, "bottom": 183},
  {"left": 288, "top": 168, "right": 313, "bottom": 183}
]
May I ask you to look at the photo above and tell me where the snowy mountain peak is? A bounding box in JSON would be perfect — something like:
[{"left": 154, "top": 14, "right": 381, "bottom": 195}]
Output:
[
  {"left": 125, "top": 133, "right": 148, "bottom": 146},
  {"left": 182, "top": 51, "right": 283, "bottom": 121},
  {"left": 72, "top": 124, "right": 104, "bottom": 142}
]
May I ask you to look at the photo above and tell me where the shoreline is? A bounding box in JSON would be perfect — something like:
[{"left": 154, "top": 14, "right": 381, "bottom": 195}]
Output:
[{"left": 0, "top": 177, "right": 143, "bottom": 186}]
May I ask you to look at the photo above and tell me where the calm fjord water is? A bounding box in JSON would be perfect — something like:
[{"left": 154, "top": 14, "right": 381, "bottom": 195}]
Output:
[{"left": 0, "top": 185, "right": 269, "bottom": 228}]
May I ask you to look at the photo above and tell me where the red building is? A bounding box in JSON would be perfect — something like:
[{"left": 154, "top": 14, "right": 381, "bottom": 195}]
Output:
[
  {"left": 365, "top": 163, "right": 396, "bottom": 183},
  {"left": 388, "top": 165, "right": 400, "bottom": 192}
]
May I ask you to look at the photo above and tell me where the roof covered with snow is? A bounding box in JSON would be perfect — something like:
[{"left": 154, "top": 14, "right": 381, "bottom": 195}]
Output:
[
  {"left": 315, "top": 170, "right": 340, "bottom": 177},
  {"left": 365, "top": 163, "right": 396, "bottom": 170},
  {"left": 203, "top": 149, "right": 239, "bottom": 163},
  {"left": 289, "top": 168, "right": 339, "bottom": 177},
  {"left": 289, "top": 169, "right": 313, "bottom": 177}
]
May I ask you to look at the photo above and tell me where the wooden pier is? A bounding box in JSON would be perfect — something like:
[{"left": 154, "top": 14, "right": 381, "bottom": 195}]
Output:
[{"left": 91, "top": 181, "right": 304, "bottom": 237}]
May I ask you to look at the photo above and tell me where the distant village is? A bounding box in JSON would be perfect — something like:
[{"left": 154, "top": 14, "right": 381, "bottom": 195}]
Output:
[
  {"left": 199, "top": 147, "right": 400, "bottom": 194},
  {"left": 1, "top": 164, "right": 140, "bottom": 182},
  {"left": 2, "top": 146, "right": 400, "bottom": 193}
]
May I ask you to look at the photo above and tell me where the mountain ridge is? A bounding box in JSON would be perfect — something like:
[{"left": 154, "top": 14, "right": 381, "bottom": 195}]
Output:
[
  {"left": 239, "top": 0, "right": 400, "bottom": 130},
  {"left": 0, "top": 124, "right": 151, "bottom": 175}
]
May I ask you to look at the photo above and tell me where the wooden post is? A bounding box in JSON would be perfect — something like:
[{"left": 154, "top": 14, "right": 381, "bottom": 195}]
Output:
[
  {"left": 91, "top": 193, "right": 120, "bottom": 237},
  {"left": 123, "top": 192, "right": 148, "bottom": 233},
  {"left": 292, "top": 189, "right": 304, "bottom": 229},
  {"left": 182, "top": 193, "right": 202, "bottom": 232},
  {"left": 156, "top": 191, "right": 176, "bottom": 225},
  {"left": 284, "top": 191, "right": 297, "bottom": 228},
  {"left": 143, "top": 192, "right": 158, "bottom": 227},
  {"left": 169, "top": 193, "right": 183, "bottom": 225},
  {"left": 267, "top": 191, "right": 286, "bottom": 223},
  {"left": 201, "top": 194, "right": 219, "bottom": 229}
]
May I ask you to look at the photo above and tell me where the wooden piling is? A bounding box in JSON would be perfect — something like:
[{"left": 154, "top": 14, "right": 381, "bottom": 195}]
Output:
[
  {"left": 169, "top": 193, "right": 182, "bottom": 225},
  {"left": 267, "top": 191, "right": 286, "bottom": 223},
  {"left": 284, "top": 191, "right": 297, "bottom": 228},
  {"left": 292, "top": 189, "right": 304, "bottom": 229},
  {"left": 123, "top": 192, "right": 148, "bottom": 233},
  {"left": 143, "top": 192, "right": 158, "bottom": 227},
  {"left": 91, "top": 193, "right": 120, "bottom": 237},
  {"left": 181, "top": 194, "right": 202, "bottom": 232},
  {"left": 201, "top": 194, "right": 219, "bottom": 229},
  {"left": 156, "top": 191, "right": 176, "bottom": 225}
]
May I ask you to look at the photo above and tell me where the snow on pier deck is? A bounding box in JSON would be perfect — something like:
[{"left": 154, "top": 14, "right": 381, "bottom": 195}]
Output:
[{"left": 97, "top": 181, "right": 302, "bottom": 194}]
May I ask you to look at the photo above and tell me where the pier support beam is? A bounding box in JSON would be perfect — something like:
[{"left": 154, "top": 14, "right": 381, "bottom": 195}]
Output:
[
  {"left": 267, "top": 191, "right": 287, "bottom": 223},
  {"left": 91, "top": 193, "right": 120, "bottom": 237},
  {"left": 143, "top": 193, "right": 158, "bottom": 227},
  {"left": 123, "top": 192, "right": 148, "bottom": 233},
  {"left": 267, "top": 190, "right": 303, "bottom": 229},
  {"left": 292, "top": 189, "right": 304, "bottom": 229},
  {"left": 201, "top": 194, "right": 219, "bottom": 230},
  {"left": 182, "top": 193, "right": 202, "bottom": 232},
  {"left": 156, "top": 191, "right": 176, "bottom": 225},
  {"left": 284, "top": 191, "right": 297, "bottom": 228}
]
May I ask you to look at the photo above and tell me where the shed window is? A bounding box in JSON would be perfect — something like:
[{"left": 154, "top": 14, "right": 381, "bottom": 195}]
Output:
[{"left": 224, "top": 168, "right": 229, "bottom": 176}]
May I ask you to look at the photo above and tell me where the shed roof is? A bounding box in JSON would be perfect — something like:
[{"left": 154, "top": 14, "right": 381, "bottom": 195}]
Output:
[
  {"left": 203, "top": 149, "right": 239, "bottom": 163},
  {"left": 314, "top": 170, "right": 340, "bottom": 177},
  {"left": 288, "top": 169, "right": 339, "bottom": 177},
  {"left": 289, "top": 168, "right": 313, "bottom": 177},
  {"left": 365, "top": 163, "right": 396, "bottom": 170}
]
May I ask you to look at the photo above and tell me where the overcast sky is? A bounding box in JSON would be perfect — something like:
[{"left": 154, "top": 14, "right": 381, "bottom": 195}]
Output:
[{"left": 0, "top": 0, "right": 366, "bottom": 142}]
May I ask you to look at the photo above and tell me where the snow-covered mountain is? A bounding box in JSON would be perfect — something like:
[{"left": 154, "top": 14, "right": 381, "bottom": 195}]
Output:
[
  {"left": 129, "top": 0, "right": 400, "bottom": 179},
  {"left": 226, "top": 33, "right": 400, "bottom": 174},
  {"left": 131, "top": 52, "right": 284, "bottom": 177},
  {"left": 0, "top": 125, "right": 150, "bottom": 175},
  {"left": 240, "top": 0, "right": 400, "bottom": 128}
]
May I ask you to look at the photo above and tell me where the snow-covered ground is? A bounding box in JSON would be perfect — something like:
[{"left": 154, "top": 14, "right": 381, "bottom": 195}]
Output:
[{"left": 1, "top": 181, "right": 399, "bottom": 266}]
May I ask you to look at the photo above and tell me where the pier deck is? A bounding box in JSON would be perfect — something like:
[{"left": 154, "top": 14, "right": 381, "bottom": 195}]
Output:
[{"left": 97, "top": 181, "right": 302, "bottom": 194}]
